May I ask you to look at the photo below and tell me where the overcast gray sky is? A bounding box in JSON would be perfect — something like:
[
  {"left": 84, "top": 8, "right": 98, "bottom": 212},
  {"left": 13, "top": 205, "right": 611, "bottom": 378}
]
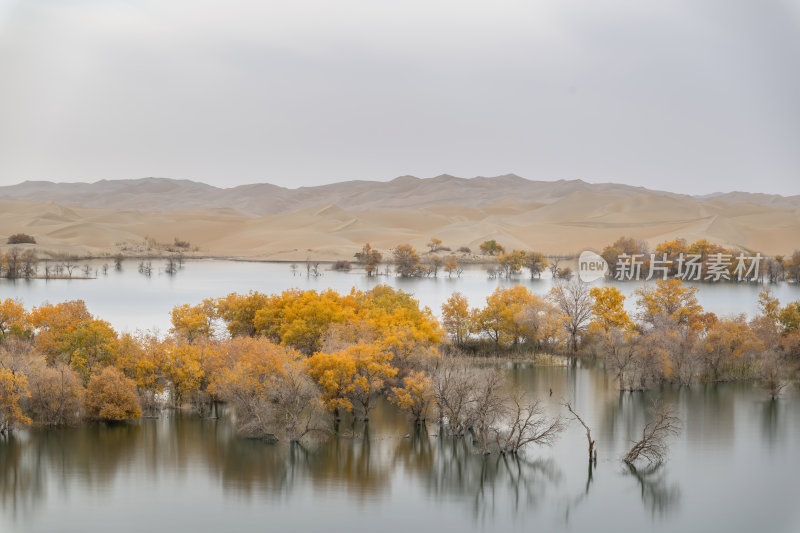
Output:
[{"left": 1, "top": 0, "right": 798, "bottom": 194}]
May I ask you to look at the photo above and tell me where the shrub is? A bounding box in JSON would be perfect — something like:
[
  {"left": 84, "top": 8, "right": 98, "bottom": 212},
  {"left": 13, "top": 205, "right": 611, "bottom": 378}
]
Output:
[
  {"left": 332, "top": 260, "right": 352, "bottom": 271},
  {"left": 458, "top": 246, "right": 472, "bottom": 254},
  {"left": 85, "top": 367, "right": 142, "bottom": 421},
  {"left": 7, "top": 233, "right": 36, "bottom": 245},
  {"left": 27, "top": 363, "right": 84, "bottom": 426},
  {"left": 173, "top": 238, "right": 191, "bottom": 249}
]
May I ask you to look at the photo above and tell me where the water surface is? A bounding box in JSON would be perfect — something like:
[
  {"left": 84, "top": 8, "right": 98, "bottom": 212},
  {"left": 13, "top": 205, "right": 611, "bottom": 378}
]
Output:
[
  {"left": 1, "top": 363, "right": 798, "bottom": 533},
  {"left": 1, "top": 260, "right": 797, "bottom": 332}
]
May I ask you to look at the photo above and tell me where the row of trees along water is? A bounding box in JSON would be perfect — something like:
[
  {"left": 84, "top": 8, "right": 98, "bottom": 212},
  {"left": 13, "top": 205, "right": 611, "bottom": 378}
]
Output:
[
  {"left": 2, "top": 278, "right": 798, "bottom": 465},
  {"left": 0, "top": 234, "right": 190, "bottom": 279},
  {"left": 4, "top": 233, "right": 800, "bottom": 283},
  {"left": 443, "top": 280, "right": 800, "bottom": 393},
  {"left": 345, "top": 236, "right": 800, "bottom": 282}
]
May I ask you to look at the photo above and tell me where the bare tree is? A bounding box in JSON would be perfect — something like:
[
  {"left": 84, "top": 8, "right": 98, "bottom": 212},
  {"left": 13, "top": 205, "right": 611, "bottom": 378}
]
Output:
[
  {"left": 165, "top": 255, "right": 178, "bottom": 275},
  {"left": 21, "top": 249, "right": 38, "bottom": 279},
  {"left": 63, "top": 256, "right": 77, "bottom": 278},
  {"left": 548, "top": 257, "right": 561, "bottom": 278},
  {"left": 495, "top": 392, "right": 565, "bottom": 454},
  {"left": 600, "top": 328, "right": 639, "bottom": 390},
  {"left": 469, "top": 368, "right": 506, "bottom": 454},
  {"left": 564, "top": 401, "right": 597, "bottom": 463},
  {"left": 623, "top": 401, "right": 681, "bottom": 466},
  {"left": 760, "top": 350, "right": 787, "bottom": 400},
  {"left": 270, "top": 361, "right": 328, "bottom": 442},
  {"left": 432, "top": 360, "right": 477, "bottom": 437},
  {"left": 549, "top": 278, "right": 593, "bottom": 353},
  {"left": 138, "top": 260, "right": 152, "bottom": 276},
  {"left": 305, "top": 259, "right": 321, "bottom": 277}
]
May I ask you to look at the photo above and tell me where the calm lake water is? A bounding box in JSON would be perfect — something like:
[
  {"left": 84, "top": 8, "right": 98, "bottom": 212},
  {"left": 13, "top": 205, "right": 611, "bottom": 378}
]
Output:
[
  {"left": 0, "top": 259, "right": 798, "bottom": 332},
  {"left": 1, "top": 260, "right": 799, "bottom": 533},
  {"left": 1, "top": 363, "right": 798, "bottom": 533}
]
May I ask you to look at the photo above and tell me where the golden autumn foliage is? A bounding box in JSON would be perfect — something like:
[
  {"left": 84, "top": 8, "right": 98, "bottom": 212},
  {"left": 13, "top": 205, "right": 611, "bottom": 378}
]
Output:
[
  {"left": 390, "top": 370, "right": 434, "bottom": 421},
  {"left": 28, "top": 300, "right": 92, "bottom": 360},
  {"left": 212, "top": 291, "right": 271, "bottom": 337},
  {"left": 115, "top": 333, "right": 165, "bottom": 393},
  {"left": 2, "top": 273, "right": 795, "bottom": 437},
  {"left": 212, "top": 338, "right": 321, "bottom": 439},
  {"left": 701, "top": 316, "right": 764, "bottom": 380},
  {"left": 308, "top": 342, "right": 397, "bottom": 419},
  {"left": 170, "top": 303, "right": 214, "bottom": 343},
  {"left": 635, "top": 279, "right": 702, "bottom": 325},
  {"left": 66, "top": 319, "right": 118, "bottom": 384},
  {"left": 162, "top": 340, "right": 218, "bottom": 406},
  {"left": 0, "top": 367, "right": 31, "bottom": 432},
  {"left": 355, "top": 242, "right": 382, "bottom": 276},
  {"left": 393, "top": 244, "right": 422, "bottom": 277},
  {"left": 473, "top": 286, "right": 552, "bottom": 346},
  {"left": 0, "top": 298, "right": 28, "bottom": 340},
  {"left": 589, "top": 286, "right": 632, "bottom": 334},
  {"left": 84, "top": 366, "right": 142, "bottom": 421},
  {"left": 442, "top": 293, "right": 470, "bottom": 345}
]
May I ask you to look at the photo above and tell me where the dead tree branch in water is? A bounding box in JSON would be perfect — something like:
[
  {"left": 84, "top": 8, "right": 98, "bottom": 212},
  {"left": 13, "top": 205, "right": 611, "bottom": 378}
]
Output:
[
  {"left": 563, "top": 401, "right": 596, "bottom": 464},
  {"left": 623, "top": 401, "right": 681, "bottom": 466},
  {"left": 495, "top": 393, "right": 565, "bottom": 454}
]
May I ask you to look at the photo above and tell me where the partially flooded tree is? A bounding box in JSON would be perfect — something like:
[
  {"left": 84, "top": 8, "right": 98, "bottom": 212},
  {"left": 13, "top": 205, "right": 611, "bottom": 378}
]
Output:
[
  {"left": 759, "top": 350, "right": 787, "bottom": 400},
  {"left": 523, "top": 251, "right": 548, "bottom": 279},
  {"left": 444, "top": 256, "right": 462, "bottom": 278},
  {"left": 432, "top": 359, "right": 476, "bottom": 436},
  {"left": 27, "top": 362, "right": 84, "bottom": 426},
  {"left": 84, "top": 366, "right": 142, "bottom": 421},
  {"left": 393, "top": 244, "right": 422, "bottom": 277},
  {"left": 355, "top": 243, "right": 382, "bottom": 276},
  {"left": 389, "top": 370, "right": 434, "bottom": 423},
  {"left": 469, "top": 368, "right": 506, "bottom": 454},
  {"left": 623, "top": 401, "right": 681, "bottom": 466},
  {"left": 495, "top": 392, "right": 564, "bottom": 454},
  {"left": 0, "top": 367, "right": 31, "bottom": 433}
]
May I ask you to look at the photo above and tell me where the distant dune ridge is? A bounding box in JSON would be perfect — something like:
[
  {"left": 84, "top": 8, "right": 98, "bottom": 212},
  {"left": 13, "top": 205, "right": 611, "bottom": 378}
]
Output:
[{"left": 1, "top": 174, "right": 798, "bottom": 260}]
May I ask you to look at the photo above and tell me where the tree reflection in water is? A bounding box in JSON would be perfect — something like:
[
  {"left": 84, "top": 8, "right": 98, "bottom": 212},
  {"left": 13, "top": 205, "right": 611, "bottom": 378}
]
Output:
[
  {"left": 0, "top": 413, "right": 566, "bottom": 523},
  {"left": 624, "top": 462, "right": 680, "bottom": 517},
  {"left": 396, "top": 425, "right": 562, "bottom": 521}
]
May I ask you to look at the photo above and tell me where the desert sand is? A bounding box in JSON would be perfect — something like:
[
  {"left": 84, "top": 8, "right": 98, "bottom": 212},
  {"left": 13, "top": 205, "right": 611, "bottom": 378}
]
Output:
[{"left": 1, "top": 175, "right": 798, "bottom": 261}]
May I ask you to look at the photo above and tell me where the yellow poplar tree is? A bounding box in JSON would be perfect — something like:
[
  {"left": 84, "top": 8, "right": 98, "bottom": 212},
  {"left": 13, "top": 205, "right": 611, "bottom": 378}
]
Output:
[{"left": 0, "top": 368, "right": 31, "bottom": 433}]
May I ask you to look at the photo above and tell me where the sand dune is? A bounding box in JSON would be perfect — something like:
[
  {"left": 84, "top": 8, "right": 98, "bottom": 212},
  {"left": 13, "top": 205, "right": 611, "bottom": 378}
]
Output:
[{"left": 1, "top": 175, "right": 798, "bottom": 260}]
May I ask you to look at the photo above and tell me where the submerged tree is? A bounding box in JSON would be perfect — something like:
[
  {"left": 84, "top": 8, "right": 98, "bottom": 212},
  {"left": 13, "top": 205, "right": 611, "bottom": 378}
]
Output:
[
  {"left": 564, "top": 401, "right": 597, "bottom": 463},
  {"left": 390, "top": 370, "right": 434, "bottom": 423},
  {"left": 494, "top": 393, "right": 564, "bottom": 454},
  {"left": 623, "top": 401, "right": 681, "bottom": 466}
]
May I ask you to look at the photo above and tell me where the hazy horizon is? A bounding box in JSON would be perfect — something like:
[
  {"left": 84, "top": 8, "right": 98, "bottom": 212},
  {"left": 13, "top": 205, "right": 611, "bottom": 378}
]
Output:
[
  {"left": 1, "top": 172, "right": 798, "bottom": 198},
  {"left": 1, "top": 0, "right": 798, "bottom": 195}
]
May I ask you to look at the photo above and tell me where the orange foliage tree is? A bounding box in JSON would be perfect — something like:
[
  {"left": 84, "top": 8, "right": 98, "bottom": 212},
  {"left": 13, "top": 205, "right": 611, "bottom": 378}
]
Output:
[{"left": 84, "top": 366, "right": 142, "bottom": 421}]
